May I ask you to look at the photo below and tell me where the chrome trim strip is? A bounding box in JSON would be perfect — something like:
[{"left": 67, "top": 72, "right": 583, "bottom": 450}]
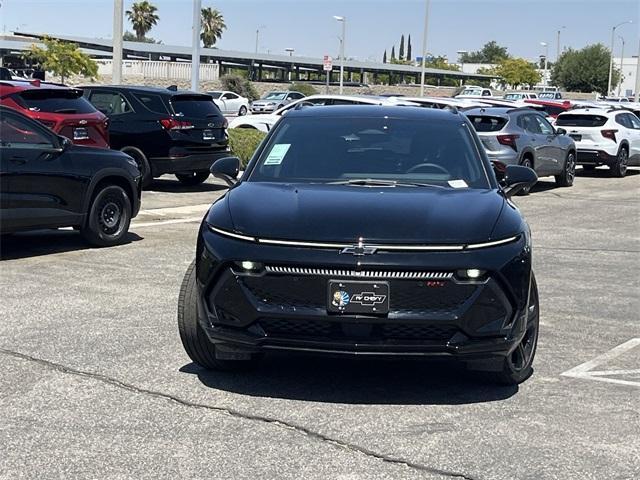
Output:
[
  {"left": 465, "top": 235, "right": 519, "bottom": 250},
  {"left": 265, "top": 266, "right": 453, "bottom": 280},
  {"left": 208, "top": 225, "right": 257, "bottom": 242},
  {"left": 209, "top": 225, "right": 519, "bottom": 251}
]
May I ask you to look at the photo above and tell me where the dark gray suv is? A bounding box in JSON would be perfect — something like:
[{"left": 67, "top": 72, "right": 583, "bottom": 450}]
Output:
[{"left": 465, "top": 107, "right": 576, "bottom": 193}]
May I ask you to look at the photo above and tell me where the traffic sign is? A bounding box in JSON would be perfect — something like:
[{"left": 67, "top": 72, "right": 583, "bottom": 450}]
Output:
[{"left": 323, "top": 55, "right": 333, "bottom": 72}]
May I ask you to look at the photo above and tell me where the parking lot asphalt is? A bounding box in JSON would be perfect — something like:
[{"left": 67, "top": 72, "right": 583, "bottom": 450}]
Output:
[{"left": 1, "top": 168, "right": 639, "bottom": 480}]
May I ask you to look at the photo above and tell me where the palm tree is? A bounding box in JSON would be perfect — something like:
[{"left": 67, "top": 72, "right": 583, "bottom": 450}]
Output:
[
  {"left": 200, "top": 7, "right": 226, "bottom": 48},
  {"left": 126, "top": 1, "right": 159, "bottom": 41}
]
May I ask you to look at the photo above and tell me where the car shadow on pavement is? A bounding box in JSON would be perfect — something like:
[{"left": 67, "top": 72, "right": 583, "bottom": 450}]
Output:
[
  {"left": 0, "top": 229, "right": 143, "bottom": 260},
  {"left": 146, "top": 178, "right": 229, "bottom": 193},
  {"left": 575, "top": 167, "right": 639, "bottom": 178},
  {"left": 180, "top": 354, "right": 519, "bottom": 405}
]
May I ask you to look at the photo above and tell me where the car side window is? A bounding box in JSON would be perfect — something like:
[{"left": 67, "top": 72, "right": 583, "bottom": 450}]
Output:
[
  {"left": 627, "top": 113, "right": 640, "bottom": 129},
  {"left": 534, "top": 115, "right": 554, "bottom": 135},
  {"left": 89, "top": 91, "right": 133, "bottom": 116},
  {"left": 133, "top": 93, "right": 168, "bottom": 114},
  {"left": 0, "top": 112, "right": 54, "bottom": 148},
  {"left": 222, "top": 92, "right": 237, "bottom": 100},
  {"left": 518, "top": 114, "right": 540, "bottom": 134}
]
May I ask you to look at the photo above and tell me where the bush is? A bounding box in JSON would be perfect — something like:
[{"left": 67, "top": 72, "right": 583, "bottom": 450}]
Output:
[
  {"left": 289, "top": 82, "right": 318, "bottom": 96},
  {"left": 220, "top": 74, "right": 259, "bottom": 101},
  {"left": 228, "top": 128, "right": 267, "bottom": 168}
]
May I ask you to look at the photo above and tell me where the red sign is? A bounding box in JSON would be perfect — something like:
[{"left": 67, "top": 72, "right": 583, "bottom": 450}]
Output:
[{"left": 323, "top": 55, "right": 333, "bottom": 71}]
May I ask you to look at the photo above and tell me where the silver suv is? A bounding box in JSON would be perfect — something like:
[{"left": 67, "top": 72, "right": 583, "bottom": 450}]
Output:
[{"left": 465, "top": 107, "right": 577, "bottom": 193}]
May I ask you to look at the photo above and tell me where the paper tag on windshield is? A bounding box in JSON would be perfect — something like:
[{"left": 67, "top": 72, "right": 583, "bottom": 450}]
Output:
[
  {"left": 448, "top": 179, "right": 468, "bottom": 188},
  {"left": 264, "top": 144, "right": 290, "bottom": 165}
]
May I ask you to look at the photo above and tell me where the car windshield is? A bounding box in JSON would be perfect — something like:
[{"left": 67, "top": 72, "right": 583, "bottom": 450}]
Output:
[
  {"left": 467, "top": 115, "right": 508, "bottom": 132},
  {"left": 249, "top": 115, "right": 490, "bottom": 189},
  {"left": 171, "top": 95, "right": 221, "bottom": 118},
  {"left": 262, "top": 92, "right": 287, "bottom": 100},
  {"left": 17, "top": 89, "right": 97, "bottom": 114},
  {"left": 461, "top": 89, "right": 482, "bottom": 96},
  {"left": 538, "top": 93, "right": 557, "bottom": 99},
  {"left": 504, "top": 94, "right": 523, "bottom": 100},
  {"left": 208, "top": 92, "right": 222, "bottom": 99},
  {"left": 555, "top": 114, "right": 608, "bottom": 127}
]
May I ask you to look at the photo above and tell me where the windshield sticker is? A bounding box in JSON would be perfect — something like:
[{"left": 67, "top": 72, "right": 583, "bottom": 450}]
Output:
[
  {"left": 264, "top": 144, "right": 291, "bottom": 165},
  {"left": 448, "top": 179, "right": 468, "bottom": 188}
]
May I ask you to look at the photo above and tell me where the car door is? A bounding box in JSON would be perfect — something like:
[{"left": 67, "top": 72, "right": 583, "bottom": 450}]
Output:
[
  {"left": 518, "top": 114, "right": 547, "bottom": 173},
  {"left": 221, "top": 92, "right": 239, "bottom": 114},
  {"left": 533, "top": 114, "right": 564, "bottom": 174},
  {"left": 86, "top": 88, "right": 135, "bottom": 150},
  {"left": 622, "top": 113, "right": 640, "bottom": 161},
  {"left": 0, "top": 109, "right": 87, "bottom": 231}
]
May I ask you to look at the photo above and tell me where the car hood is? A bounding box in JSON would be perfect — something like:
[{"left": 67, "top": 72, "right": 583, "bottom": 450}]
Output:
[{"left": 223, "top": 182, "right": 506, "bottom": 244}]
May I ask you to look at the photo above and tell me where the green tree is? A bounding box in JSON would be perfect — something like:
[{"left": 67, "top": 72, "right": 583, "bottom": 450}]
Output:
[
  {"left": 25, "top": 37, "right": 97, "bottom": 83},
  {"left": 493, "top": 58, "right": 541, "bottom": 88},
  {"left": 382, "top": 49, "right": 387, "bottom": 63},
  {"left": 391, "top": 46, "right": 396, "bottom": 61},
  {"left": 201, "top": 7, "right": 226, "bottom": 48},
  {"left": 406, "top": 35, "right": 412, "bottom": 62},
  {"left": 123, "top": 30, "right": 160, "bottom": 44},
  {"left": 126, "top": 1, "right": 159, "bottom": 40},
  {"left": 460, "top": 41, "right": 509, "bottom": 64},
  {"left": 289, "top": 82, "right": 318, "bottom": 96},
  {"left": 399, "top": 34, "right": 405, "bottom": 60},
  {"left": 220, "top": 74, "right": 259, "bottom": 101},
  {"left": 551, "top": 44, "right": 618, "bottom": 95}
]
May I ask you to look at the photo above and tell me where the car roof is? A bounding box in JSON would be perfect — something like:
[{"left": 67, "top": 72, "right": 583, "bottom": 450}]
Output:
[
  {"left": 559, "top": 108, "right": 616, "bottom": 116},
  {"left": 78, "top": 84, "right": 205, "bottom": 96},
  {"left": 463, "top": 106, "right": 533, "bottom": 116},
  {"left": 0, "top": 79, "right": 71, "bottom": 92},
  {"left": 284, "top": 104, "right": 461, "bottom": 121}
]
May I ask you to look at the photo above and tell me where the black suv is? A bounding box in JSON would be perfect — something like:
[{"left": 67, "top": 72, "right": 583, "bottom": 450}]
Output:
[
  {"left": 0, "top": 106, "right": 141, "bottom": 246},
  {"left": 81, "top": 85, "right": 229, "bottom": 187}
]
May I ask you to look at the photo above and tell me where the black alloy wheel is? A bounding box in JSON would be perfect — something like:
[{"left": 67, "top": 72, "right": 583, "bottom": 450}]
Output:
[
  {"left": 555, "top": 151, "right": 576, "bottom": 187},
  {"left": 610, "top": 147, "right": 628, "bottom": 178}
]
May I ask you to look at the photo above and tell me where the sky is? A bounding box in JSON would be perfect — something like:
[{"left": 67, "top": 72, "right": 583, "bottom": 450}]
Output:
[{"left": 1, "top": 0, "right": 639, "bottom": 63}]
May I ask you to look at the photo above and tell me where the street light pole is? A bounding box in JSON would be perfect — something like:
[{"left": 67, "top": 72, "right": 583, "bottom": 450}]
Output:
[
  {"left": 540, "top": 42, "right": 548, "bottom": 87},
  {"left": 190, "top": 0, "right": 201, "bottom": 92},
  {"left": 333, "top": 16, "right": 346, "bottom": 94},
  {"left": 456, "top": 50, "right": 467, "bottom": 87},
  {"left": 635, "top": 40, "right": 640, "bottom": 102},
  {"left": 419, "top": 0, "right": 431, "bottom": 96},
  {"left": 556, "top": 25, "right": 565, "bottom": 61},
  {"left": 617, "top": 36, "right": 625, "bottom": 96},
  {"left": 608, "top": 21, "right": 633, "bottom": 96},
  {"left": 112, "top": 0, "right": 123, "bottom": 84}
]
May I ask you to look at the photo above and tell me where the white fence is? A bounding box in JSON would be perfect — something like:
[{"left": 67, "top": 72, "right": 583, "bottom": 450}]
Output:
[{"left": 96, "top": 60, "right": 219, "bottom": 81}]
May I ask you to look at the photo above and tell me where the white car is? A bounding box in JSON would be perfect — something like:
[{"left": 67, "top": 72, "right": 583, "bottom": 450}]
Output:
[
  {"left": 555, "top": 107, "right": 640, "bottom": 177},
  {"left": 208, "top": 91, "right": 250, "bottom": 116},
  {"left": 455, "top": 86, "right": 494, "bottom": 99},
  {"left": 228, "top": 94, "right": 418, "bottom": 132},
  {"left": 503, "top": 92, "right": 538, "bottom": 101}
]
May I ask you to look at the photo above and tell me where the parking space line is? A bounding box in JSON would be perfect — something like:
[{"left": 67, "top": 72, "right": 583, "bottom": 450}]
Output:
[
  {"left": 561, "top": 338, "right": 640, "bottom": 388},
  {"left": 132, "top": 217, "right": 203, "bottom": 228}
]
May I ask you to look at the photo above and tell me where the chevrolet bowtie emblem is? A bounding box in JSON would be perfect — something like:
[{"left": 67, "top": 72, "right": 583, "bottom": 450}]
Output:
[{"left": 341, "top": 238, "right": 377, "bottom": 256}]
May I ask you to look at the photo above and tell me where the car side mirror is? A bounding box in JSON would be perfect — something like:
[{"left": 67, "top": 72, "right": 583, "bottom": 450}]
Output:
[
  {"left": 503, "top": 165, "right": 537, "bottom": 198},
  {"left": 556, "top": 127, "right": 567, "bottom": 135},
  {"left": 210, "top": 156, "right": 240, "bottom": 187}
]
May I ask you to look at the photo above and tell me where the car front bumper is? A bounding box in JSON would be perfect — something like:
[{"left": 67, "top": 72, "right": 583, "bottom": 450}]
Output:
[{"left": 194, "top": 227, "right": 533, "bottom": 360}]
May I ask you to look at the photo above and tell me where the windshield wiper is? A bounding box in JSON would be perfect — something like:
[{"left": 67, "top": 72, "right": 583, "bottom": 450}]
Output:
[
  {"left": 328, "top": 179, "right": 445, "bottom": 188},
  {"left": 328, "top": 179, "right": 399, "bottom": 186}
]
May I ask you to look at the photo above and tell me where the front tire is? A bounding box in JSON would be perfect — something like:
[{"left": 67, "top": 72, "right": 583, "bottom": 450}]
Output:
[
  {"left": 81, "top": 185, "right": 132, "bottom": 247},
  {"left": 175, "top": 172, "right": 210, "bottom": 186},
  {"left": 177, "top": 261, "right": 259, "bottom": 371},
  {"left": 489, "top": 274, "right": 539, "bottom": 385},
  {"left": 610, "top": 147, "right": 628, "bottom": 178},
  {"left": 555, "top": 151, "right": 576, "bottom": 187},
  {"left": 238, "top": 106, "right": 248, "bottom": 116},
  {"left": 518, "top": 156, "right": 534, "bottom": 195}
]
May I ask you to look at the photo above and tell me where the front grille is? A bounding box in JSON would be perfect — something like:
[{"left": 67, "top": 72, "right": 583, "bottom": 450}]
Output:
[
  {"left": 241, "top": 275, "right": 475, "bottom": 315},
  {"left": 259, "top": 318, "right": 458, "bottom": 342},
  {"left": 265, "top": 266, "right": 452, "bottom": 280}
]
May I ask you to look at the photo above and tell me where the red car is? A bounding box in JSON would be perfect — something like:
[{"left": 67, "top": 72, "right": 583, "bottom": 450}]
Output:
[
  {"left": 524, "top": 99, "right": 573, "bottom": 120},
  {"left": 0, "top": 79, "right": 109, "bottom": 148}
]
